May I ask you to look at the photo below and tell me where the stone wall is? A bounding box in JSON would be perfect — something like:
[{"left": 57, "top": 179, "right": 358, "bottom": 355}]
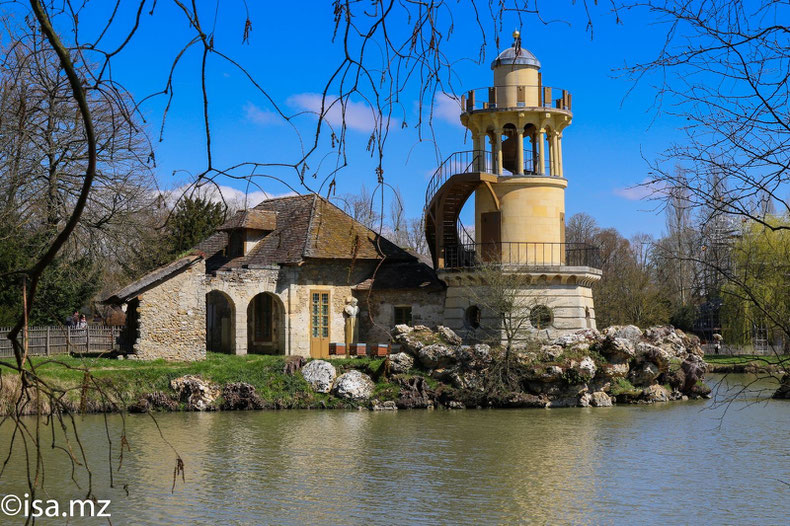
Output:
[
  {"left": 135, "top": 259, "right": 207, "bottom": 361},
  {"left": 442, "top": 269, "right": 598, "bottom": 343},
  {"left": 357, "top": 289, "right": 446, "bottom": 344},
  {"left": 132, "top": 256, "right": 447, "bottom": 360}
]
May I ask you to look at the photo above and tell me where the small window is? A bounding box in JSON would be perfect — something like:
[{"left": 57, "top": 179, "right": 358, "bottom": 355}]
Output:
[
  {"left": 530, "top": 305, "right": 553, "bottom": 330},
  {"left": 228, "top": 230, "right": 244, "bottom": 257},
  {"left": 465, "top": 305, "right": 481, "bottom": 329},
  {"left": 394, "top": 306, "right": 412, "bottom": 326}
]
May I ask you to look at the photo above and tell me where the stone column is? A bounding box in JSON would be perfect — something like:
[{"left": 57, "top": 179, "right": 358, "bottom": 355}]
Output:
[
  {"left": 537, "top": 128, "right": 546, "bottom": 175},
  {"left": 557, "top": 133, "right": 564, "bottom": 177},
  {"left": 234, "top": 298, "right": 248, "bottom": 355},
  {"left": 551, "top": 132, "right": 560, "bottom": 176},
  {"left": 515, "top": 129, "right": 524, "bottom": 175},
  {"left": 492, "top": 129, "right": 503, "bottom": 175},
  {"left": 473, "top": 133, "right": 484, "bottom": 172}
]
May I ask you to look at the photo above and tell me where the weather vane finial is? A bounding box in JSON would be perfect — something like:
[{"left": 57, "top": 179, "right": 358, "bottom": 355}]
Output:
[{"left": 513, "top": 29, "right": 521, "bottom": 55}]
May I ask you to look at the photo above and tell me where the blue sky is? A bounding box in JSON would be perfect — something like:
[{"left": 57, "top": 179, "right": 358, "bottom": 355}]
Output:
[{"left": 70, "top": 1, "right": 688, "bottom": 237}]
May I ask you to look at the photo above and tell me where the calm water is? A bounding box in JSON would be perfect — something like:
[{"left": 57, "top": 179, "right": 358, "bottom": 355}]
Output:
[{"left": 1, "top": 376, "right": 789, "bottom": 525}]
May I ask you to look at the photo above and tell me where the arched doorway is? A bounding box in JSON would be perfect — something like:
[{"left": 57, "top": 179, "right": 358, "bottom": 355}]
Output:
[
  {"left": 247, "top": 292, "right": 284, "bottom": 355},
  {"left": 207, "top": 291, "right": 235, "bottom": 354}
]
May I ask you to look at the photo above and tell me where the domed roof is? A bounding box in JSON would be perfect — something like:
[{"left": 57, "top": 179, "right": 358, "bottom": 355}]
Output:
[{"left": 490, "top": 46, "right": 541, "bottom": 69}]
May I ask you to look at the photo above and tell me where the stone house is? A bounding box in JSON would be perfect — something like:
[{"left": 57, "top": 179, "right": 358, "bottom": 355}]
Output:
[{"left": 104, "top": 194, "right": 444, "bottom": 360}]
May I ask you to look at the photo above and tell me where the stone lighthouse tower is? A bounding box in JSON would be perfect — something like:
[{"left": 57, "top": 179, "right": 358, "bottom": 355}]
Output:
[{"left": 424, "top": 32, "right": 602, "bottom": 339}]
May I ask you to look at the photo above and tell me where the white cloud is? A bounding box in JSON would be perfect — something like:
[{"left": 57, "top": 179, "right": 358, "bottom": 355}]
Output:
[
  {"left": 433, "top": 93, "right": 463, "bottom": 126},
  {"left": 286, "top": 93, "right": 381, "bottom": 133},
  {"left": 244, "top": 102, "right": 281, "bottom": 125},
  {"left": 613, "top": 179, "right": 667, "bottom": 201},
  {"left": 161, "top": 184, "right": 296, "bottom": 210}
]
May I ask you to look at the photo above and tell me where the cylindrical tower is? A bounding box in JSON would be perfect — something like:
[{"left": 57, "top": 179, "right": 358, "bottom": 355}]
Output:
[
  {"left": 424, "top": 31, "right": 601, "bottom": 337},
  {"left": 461, "top": 30, "right": 572, "bottom": 265}
]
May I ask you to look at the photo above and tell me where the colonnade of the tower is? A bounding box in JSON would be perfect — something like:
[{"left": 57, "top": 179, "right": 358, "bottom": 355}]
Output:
[{"left": 467, "top": 122, "right": 565, "bottom": 177}]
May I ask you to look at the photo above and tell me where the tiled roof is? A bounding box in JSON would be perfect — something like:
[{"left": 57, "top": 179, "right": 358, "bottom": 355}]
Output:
[
  {"left": 211, "top": 193, "right": 412, "bottom": 270},
  {"left": 218, "top": 209, "right": 276, "bottom": 231},
  {"left": 353, "top": 260, "right": 445, "bottom": 291}
]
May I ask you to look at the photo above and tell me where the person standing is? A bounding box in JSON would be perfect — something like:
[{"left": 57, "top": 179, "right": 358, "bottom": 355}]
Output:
[{"left": 77, "top": 314, "right": 87, "bottom": 329}]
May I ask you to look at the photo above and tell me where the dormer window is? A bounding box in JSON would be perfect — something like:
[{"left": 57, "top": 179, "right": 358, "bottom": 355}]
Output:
[
  {"left": 228, "top": 230, "right": 244, "bottom": 257},
  {"left": 217, "top": 209, "right": 277, "bottom": 257}
]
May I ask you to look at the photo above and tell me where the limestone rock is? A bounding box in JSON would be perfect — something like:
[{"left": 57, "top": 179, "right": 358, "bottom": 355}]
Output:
[
  {"left": 601, "top": 362, "right": 630, "bottom": 379},
  {"left": 371, "top": 399, "right": 398, "bottom": 410},
  {"left": 578, "top": 392, "right": 592, "bottom": 407},
  {"left": 540, "top": 344, "right": 564, "bottom": 361},
  {"left": 599, "top": 337, "right": 635, "bottom": 362},
  {"left": 392, "top": 324, "right": 413, "bottom": 337},
  {"left": 129, "top": 391, "right": 178, "bottom": 413},
  {"left": 220, "top": 382, "right": 264, "bottom": 410},
  {"left": 437, "top": 325, "right": 462, "bottom": 345},
  {"left": 636, "top": 342, "right": 672, "bottom": 372},
  {"left": 629, "top": 362, "right": 660, "bottom": 386},
  {"left": 471, "top": 344, "right": 492, "bottom": 365},
  {"left": 283, "top": 356, "right": 306, "bottom": 375},
  {"left": 502, "top": 392, "right": 549, "bottom": 408},
  {"left": 603, "top": 325, "right": 643, "bottom": 344},
  {"left": 332, "top": 370, "right": 375, "bottom": 401},
  {"left": 590, "top": 391, "right": 613, "bottom": 407},
  {"left": 576, "top": 356, "right": 597, "bottom": 379},
  {"left": 641, "top": 384, "right": 670, "bottom": 403},
  {"left": 387, "top": 352, "right": 414, "bottom": 374},
  {"left": 301, "top": 360, "right": 337, "bottom": 393},
  {"left": 773, "top": 375, "right": 790, "bottom": 399},
  {"left": 392, "top": 325, "right": 436, "bottom": 355},
  {"left": 170, "top": 375, "right": 219, "bottom": 411},
  {"left": 394, "top": 376, "right": 434, "bottom": 409},
  {"left": 416, "top": 343, "right": 456, "bottom": 369}
]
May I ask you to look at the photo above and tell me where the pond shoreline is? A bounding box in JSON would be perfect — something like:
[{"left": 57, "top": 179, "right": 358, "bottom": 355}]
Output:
[{"left": 1, "top": 325, "right": 727, "bottom": 416}]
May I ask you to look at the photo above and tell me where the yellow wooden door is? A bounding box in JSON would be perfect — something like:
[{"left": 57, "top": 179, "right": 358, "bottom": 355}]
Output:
[{"left": 309, "top": 290, "right": 330, "bottom": 358}]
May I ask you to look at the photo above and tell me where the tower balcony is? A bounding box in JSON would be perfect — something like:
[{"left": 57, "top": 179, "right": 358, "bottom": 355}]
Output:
[
  {"left": 443, "top": 242, "right": 601, "bottom": 274},
  {"left": 461, "top": 85, "right": 572, "bottom": 114}
]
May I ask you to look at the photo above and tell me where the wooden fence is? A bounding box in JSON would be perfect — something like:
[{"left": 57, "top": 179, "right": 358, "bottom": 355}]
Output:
[{"left": 0, "top": 325, "right": 124, "bottom": 358}]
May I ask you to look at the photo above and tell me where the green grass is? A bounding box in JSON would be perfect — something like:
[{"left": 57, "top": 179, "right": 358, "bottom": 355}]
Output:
[
  {"left": 609, "top": 377, "right": 639, "bottom": 397},
  {"left": 0, "top": 353, "right": 389, "bottom": 409},
  {"left": 703, "top": 354, "right": 788, "bottom": 365}
]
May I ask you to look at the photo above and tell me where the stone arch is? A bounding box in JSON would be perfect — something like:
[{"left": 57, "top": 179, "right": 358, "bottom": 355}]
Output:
[
  {"left": 206, "top": 290, "right": 235, "bottom": 354},
  {"left": 247, "top": 292, "right": 285, "bottom": 355}
]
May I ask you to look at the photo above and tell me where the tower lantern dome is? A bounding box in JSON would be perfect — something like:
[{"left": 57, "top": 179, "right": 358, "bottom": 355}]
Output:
[{"left": 490, "top": 31, "right": 541, "bottom": 70}]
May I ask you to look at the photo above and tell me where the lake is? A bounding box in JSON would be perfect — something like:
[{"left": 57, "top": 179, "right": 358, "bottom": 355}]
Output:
[{"left": 1, "top": 375, "right": 788, "bottom": 525}]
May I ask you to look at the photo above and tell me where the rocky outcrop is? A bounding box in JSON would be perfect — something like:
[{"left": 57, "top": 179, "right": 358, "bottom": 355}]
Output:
[
  {"left": 387, "top": 352, "right": 414, "bottom": 374},
  {"left": 386, "top": 324, "right": 708, "bottom": 409},
  {"left": 371, "top": 399, "right": 398, "bottom": 410},
  {"left": 301, "top": 360, "right": 337, "bottom": 393},
  {"left": 170, "top": 375, "right": 219, "bottom": 411},
  {"left": 283, "top": 356, "right": 306, "bottom": 375},
  {"left": 641, "top": 384, "right": 670, "bottom": 403},
  {"left": 332, "top": 370, "right": 375, "bottom": 401},
  {"left": 220, "top": 382, "right": 264, "bottom": 410},
  {"left": 590, "top": 391, "right": 613, "bottom": 407},
  {"left": 417, "top": 343, "right": 458, "bottom": 369},
  {"left": 129, "top": 391, "right": 178, "bottom": 413},
  {"left": 394, "top": 376, "right": 435, "bottom": 409},
  {"left": 773, "top": 375, "right": 790, "bottom": 399}
]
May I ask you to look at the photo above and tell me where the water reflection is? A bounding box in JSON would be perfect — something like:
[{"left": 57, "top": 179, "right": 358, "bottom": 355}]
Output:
[{"left": 0, "top": 378, "right": 788, "bottom": 525}]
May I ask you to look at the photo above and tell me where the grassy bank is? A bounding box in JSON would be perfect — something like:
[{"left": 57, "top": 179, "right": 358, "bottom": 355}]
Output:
[
  {"left": 0, "top": 353, "right": 402, "bottom": 413},
  {"left": 704, "top": 354, "right": 788, "bottom": 374}
]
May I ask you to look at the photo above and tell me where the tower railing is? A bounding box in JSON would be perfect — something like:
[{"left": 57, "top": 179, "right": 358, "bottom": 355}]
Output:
[
  {"left": 462, "top": 85, "right": 572, "bottom": 112},
  {"left": 443, "top": 242, "right": 601, "bottom": 270},
  {"left": 424, "top": 150, "right": 492, "bottom": 206}
]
